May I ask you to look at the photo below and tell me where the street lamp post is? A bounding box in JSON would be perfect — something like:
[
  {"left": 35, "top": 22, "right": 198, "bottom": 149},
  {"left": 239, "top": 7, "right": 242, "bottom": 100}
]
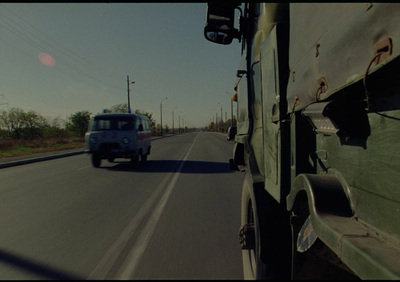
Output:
[
  {"left": 217, "top": 102, "right": 223, "bottom": 132},
  {"left": 178, "top": 111, "right": 183, "bottom": 134},
  {"left": 127, "top": 75, "right": 135, "bottom": 113},
  {"left": 160, "top": 97, "right": 168, "bottom": 136},
  {"left": 172, "top": 106, "right": 177, "bottom": 134}
]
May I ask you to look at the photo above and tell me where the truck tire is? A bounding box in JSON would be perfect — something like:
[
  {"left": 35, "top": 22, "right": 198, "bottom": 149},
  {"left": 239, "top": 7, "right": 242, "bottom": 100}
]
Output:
[
  {"left": 240, "top": 172, "right": 291, "bottom": 279},
  {"left": 240, "top": 172, "right": 270, "bottom": 279},
  {"left": 92, "top": 154, "right": 101, "bottom": 168}
]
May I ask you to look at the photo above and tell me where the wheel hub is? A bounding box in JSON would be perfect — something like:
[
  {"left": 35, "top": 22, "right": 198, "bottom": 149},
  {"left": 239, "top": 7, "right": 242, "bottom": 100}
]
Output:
[{"left": 239, "top": 223, "right": 255, "bottom": 250}]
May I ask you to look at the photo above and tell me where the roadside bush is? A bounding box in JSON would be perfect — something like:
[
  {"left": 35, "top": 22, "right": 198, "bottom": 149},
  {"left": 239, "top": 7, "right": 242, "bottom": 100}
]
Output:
[{"left": 0, "top": 139, "right": 14, "bottom": 150}]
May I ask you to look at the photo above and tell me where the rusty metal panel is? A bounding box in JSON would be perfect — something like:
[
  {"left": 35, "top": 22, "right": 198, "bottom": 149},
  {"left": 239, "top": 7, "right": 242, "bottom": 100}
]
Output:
[{"left": 287, "top": 3, "right": 400, "bottom": 112}]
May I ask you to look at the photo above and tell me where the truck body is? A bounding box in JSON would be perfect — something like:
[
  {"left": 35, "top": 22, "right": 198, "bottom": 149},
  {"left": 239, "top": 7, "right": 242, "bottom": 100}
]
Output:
[{"left": 204, "top": 3, "right": 400, "bottom": 279}]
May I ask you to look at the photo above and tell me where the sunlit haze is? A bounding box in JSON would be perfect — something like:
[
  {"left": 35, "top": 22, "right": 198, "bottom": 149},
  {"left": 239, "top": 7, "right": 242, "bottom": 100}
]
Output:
[{"left": 0, "top": 3, "right": 241, "bottom": 128}]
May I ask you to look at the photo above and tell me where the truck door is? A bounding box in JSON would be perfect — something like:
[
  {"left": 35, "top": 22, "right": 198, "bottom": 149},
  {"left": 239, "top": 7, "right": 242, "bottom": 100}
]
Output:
[
  {"left": 261, "top": 26, "right": 282, "bottom": 203},
  {"left": 236, "top": 52, "right": 249, "bottom": 139}
]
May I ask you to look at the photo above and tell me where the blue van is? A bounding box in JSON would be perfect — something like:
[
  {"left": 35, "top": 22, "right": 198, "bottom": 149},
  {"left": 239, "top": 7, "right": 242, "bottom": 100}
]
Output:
[{"left": 85, "top": 113, "right": 151, "bottom": 167}]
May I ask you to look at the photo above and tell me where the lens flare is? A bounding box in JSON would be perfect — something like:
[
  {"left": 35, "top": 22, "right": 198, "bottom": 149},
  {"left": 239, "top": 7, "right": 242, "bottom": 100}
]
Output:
[{"left": 38, "top": 52, "right": 56, "bottom": 67}]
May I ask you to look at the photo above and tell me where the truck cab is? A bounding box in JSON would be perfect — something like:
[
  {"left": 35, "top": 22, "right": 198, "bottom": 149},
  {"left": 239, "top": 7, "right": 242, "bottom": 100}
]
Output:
[{"left": 205, "top": 2, "right": 400, "bottom": 279}]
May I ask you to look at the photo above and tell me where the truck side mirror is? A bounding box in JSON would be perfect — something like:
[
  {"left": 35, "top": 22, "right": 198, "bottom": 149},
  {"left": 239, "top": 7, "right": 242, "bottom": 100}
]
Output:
[
  {"left": 204, "top": 2, "right": 239, "bottom": 45},
  {"left": 138, "top": 124, "right": 144, "bottom": 132}
]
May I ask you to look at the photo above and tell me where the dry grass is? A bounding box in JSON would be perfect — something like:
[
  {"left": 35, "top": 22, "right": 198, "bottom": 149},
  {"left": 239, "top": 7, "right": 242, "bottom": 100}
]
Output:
[{"left": 0, "top": 137, "right": 85, "bottom": 158}]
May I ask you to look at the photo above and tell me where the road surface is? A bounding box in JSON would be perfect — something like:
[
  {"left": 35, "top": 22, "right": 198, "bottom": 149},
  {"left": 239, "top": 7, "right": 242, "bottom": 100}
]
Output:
[{"left": 0, "top": 132, "right": 244, "bottom": 279}]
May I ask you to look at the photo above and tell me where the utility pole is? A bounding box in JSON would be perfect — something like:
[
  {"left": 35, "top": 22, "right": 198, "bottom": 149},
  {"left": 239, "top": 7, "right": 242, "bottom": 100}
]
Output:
[
  {"left": 221, "top": 106, "right": 223, "bottom": 132},
  {"left": 0, "top": 94, "right": 8, "bottom": 107},
  {"left": 216, "top": 112, "right": 218, "bottom": 132},
  {"left": 127, "top": 75, "right": 135, "bottom": 113}
]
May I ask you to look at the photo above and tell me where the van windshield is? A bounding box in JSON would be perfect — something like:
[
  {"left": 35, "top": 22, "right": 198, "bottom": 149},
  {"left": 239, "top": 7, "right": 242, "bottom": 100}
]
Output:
[{"left": 91, "top": 116, "right": 135, "bottom": 131}]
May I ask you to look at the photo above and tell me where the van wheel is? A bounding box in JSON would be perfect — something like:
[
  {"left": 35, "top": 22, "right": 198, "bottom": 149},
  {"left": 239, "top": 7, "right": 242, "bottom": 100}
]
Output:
[
  {"left": 92, "top": 154, "right": 101, "bottom": 168},
  {"left": 131, "top": 156, "right": 139, "bottom": 167}
]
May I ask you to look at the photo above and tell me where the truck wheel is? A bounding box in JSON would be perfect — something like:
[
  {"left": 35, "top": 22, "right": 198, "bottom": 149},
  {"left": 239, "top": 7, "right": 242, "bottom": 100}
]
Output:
[
  {"left": 240, "top": 172, "right": 291, "bottom": 279},
  {"left": 240, "top": 172, "right": 268, "bottom": 279},
  {"left": 92, "top": 154, "right": 101, "bottom": 168},
  {"left": 140, "top": 154, "right": 147, "bottom": 163}
]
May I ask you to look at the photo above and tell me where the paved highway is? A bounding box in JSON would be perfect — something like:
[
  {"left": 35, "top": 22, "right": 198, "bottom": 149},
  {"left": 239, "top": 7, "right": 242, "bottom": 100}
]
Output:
[{"left": 0, "top": 132, "right": 244, "bottom": 279}]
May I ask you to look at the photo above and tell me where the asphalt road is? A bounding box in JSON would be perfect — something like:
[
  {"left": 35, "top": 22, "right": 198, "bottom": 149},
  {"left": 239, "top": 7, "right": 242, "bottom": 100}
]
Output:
[{"left": 0, "top": 132, "right": 244, "bottom": 279}]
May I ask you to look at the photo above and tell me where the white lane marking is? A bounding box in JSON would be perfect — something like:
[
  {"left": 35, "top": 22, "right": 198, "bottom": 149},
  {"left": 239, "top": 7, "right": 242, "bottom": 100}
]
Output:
[
  {"left": 116, "top": 134, "right": 197, "bottom": 279},
  {"left": 88, "top": 174, "right": 172, "bottom": 279},
  {"left": 76, "top": 165, "right": 91, "bottom": 171},
  {"left": 88, "top": 134, "right": 197, "bottom": 279}
]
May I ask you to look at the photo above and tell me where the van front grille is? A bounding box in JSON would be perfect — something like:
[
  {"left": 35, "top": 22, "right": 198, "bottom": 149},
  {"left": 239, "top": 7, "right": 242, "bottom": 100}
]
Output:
[{"left": 99, "top": 143, "right": 120, "bottom": 153}]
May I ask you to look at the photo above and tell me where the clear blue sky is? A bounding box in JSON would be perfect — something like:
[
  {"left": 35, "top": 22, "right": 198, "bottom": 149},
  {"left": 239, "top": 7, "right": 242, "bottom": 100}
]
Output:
[{"left": 0, "top": 3, "right": 241, "bottom": 128}]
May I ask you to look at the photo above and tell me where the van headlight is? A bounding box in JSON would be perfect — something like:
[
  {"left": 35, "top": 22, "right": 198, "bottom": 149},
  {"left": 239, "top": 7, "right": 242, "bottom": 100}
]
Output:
[
  {"left": 122, "top": 137, "right": 130, "bottom": 144},
  {"left": 90, "top": 137, "right": 98, "bottom": 144}
]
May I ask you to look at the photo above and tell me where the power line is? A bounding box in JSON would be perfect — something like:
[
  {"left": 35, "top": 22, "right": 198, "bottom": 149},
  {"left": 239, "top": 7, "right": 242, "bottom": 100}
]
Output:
[
  {"left": 0, "top": 37, "right": 124, "bottom": 94},
  {"left": 0, "top": 4, "right": 126, "bottom": 91},
  {"left": 0, "top": 4, "right": 124, "bottom": 81}
]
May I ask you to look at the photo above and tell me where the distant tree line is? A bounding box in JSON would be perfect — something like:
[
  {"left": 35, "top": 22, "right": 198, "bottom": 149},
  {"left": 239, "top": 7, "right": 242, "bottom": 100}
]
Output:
[
  {"left": 0, "top": 103, "right": 157, "bottom": 140},
  {"left": 206, "top": 116, "right": 237, "bottom": 133},
  {"left": 0, "top": 107, "right": 68, "bottom": 139}
]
